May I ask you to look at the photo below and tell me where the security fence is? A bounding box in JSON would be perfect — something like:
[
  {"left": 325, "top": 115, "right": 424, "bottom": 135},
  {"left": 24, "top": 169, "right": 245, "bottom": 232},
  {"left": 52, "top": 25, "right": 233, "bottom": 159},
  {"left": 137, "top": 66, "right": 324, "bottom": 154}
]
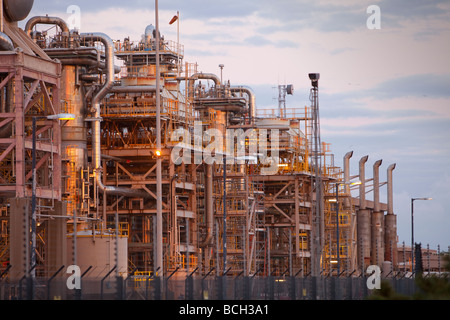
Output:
[{"left": 0, "top": 273, "right": 434, "bottom": 300}]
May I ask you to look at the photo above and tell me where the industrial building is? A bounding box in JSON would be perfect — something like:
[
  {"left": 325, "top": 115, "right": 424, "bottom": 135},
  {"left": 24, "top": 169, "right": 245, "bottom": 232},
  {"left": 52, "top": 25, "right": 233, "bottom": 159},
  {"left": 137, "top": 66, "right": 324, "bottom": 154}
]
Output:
[{"left": 0, "top": 0, "right": 401, "bottom": 291}]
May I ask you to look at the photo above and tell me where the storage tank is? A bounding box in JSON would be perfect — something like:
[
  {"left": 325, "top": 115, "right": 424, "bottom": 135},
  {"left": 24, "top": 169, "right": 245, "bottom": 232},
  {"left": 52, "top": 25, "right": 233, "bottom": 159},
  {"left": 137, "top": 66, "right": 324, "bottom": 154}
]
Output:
[
  {"left": 3, "top": 0, "right": 34, "bottom": 22},
  {"left": 67, "top": 230, "right": 128, "bottom": 278}
]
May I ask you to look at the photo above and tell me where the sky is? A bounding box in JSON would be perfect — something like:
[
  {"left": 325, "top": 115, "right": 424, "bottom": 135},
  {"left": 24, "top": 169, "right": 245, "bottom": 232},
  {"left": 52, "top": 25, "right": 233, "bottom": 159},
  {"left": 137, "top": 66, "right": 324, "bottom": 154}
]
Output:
[{"left": 23, "top": 0, "right": 450, "bottom": 250}]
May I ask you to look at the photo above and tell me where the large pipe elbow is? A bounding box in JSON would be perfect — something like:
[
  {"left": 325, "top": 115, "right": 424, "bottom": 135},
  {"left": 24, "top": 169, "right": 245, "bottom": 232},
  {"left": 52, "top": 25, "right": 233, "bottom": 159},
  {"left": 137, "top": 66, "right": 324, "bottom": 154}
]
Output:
[
  {"left": 191, "top": 72, "right": 221, "bottom": 86},
  {"left": 359, "top": 155, "right": 369, "bottom": 209},
  {"left": 373, "top": 159, "right": 383, "bottom": 212},
  {"left": 230, "top": 85, "right": 256, "bottom": 120},
  {"left": 25, "top": 16, "right": 70, "bottom": 35},
  {"left": 343, "top": 151, "right": 353, "bottom": 182}
]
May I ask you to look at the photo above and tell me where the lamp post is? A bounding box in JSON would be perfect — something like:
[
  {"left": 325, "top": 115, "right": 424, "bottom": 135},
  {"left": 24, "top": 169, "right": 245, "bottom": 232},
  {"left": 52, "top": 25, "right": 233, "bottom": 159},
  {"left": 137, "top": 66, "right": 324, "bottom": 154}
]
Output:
[
  {"left": 330, "top": 180, "right": 361, "bottom": 276},
  {"left": 411, "top": 197, "right": 432, "bottom": 274}
]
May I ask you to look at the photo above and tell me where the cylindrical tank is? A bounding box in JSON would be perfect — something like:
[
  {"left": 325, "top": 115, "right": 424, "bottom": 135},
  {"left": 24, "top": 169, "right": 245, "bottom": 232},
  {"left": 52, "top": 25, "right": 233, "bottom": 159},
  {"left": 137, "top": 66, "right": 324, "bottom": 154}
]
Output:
[
  {"left": 357, "top": 209, "right": 371, "bottom": 270},
  {"left": 384, "top": 213, "right": 398, "bottom": 267},
  {"left": 3, "top": 0, "right": 34, "bottom": 22},
  {"left": 60, "top": 65, "right": 87, "bottom": 217},
  {"left": 371, "top": 211, "right": 384, "bottom": 266}
]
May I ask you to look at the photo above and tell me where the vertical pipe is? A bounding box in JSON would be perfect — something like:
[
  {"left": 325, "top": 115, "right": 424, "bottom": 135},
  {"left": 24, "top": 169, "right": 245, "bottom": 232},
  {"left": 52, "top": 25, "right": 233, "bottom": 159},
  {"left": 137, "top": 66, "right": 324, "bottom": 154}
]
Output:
[
  {"left": 223, "top": 157, "right": 227, "bottom": 275},
  {"left": 357, "top": 155, "right": 370, "bottom": 271},
  {"left": 372, "top": 160, "right": 383, "bottom": 266},
  {"left": 373, "top": 160, "right": 382, "bottom": 213},
  {"left": 384, "top": 164, "right": 397, "bottom": 268},
  {"left": 295, "top": 178, "right": 299, "bottom": 257},
  {"left": 155, "top": 0, "right": 163, "bottom": 277},
  {"left": 358, "top": 156, "right": 369, "bottom": 210},
  {"left": 387, "top": 164, "right": 396, "bottom": 215}
]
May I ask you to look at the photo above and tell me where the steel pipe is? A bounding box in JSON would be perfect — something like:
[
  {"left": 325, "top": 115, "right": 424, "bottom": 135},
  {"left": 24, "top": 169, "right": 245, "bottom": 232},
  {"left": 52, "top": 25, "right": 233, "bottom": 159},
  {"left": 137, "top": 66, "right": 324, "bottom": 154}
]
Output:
[
  {"left": 25, "top": 16, "right": 69, "bottom": 35},
  {"left": 373, "top": 159, "right": 382, "bottom": 212},
  {"left": 359, "top": 155, "right": 369, "bottom": 209},
  {"left": 387, "top": 164, "right": 396, "bottom": 215},
  {"left": 201, "top": 164, "right": 214, "bottom": 247},
  {"left": 81, "top": 32, "right": 148, "bottom": 198},
  {"left": 230, "top": 85, "right": 256, "bottom": 120}
]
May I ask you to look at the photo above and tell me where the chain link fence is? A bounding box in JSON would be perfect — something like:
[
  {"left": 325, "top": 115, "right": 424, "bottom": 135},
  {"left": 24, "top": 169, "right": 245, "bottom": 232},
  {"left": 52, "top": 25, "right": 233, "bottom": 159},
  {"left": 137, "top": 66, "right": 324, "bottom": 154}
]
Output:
[{"left": 0, "top": 273, "right": 431, "bottom": 300}]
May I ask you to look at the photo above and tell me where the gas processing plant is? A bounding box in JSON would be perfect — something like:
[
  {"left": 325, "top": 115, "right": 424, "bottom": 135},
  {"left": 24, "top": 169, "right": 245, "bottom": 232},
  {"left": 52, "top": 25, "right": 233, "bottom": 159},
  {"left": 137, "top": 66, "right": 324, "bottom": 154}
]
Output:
[{"left": 0, "top": 0, "right": 399, "bottom": 287}]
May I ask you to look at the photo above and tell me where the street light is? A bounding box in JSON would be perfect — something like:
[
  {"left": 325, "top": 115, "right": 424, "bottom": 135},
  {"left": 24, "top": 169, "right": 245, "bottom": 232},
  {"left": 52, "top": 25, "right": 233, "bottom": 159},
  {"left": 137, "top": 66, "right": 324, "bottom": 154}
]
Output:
[
  {"left": 329, "top": 180, "right": 361, "bottom": 276},
  {"left": 411, "top": 197, "right": 432, "bottom": 274}
]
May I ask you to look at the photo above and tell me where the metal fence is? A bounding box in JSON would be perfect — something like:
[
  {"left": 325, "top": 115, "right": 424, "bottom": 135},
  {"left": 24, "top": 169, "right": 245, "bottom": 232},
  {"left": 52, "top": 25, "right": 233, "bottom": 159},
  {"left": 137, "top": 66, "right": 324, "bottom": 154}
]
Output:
[{"left": 0, "top": 274, "right": 426, "bottom": 300}]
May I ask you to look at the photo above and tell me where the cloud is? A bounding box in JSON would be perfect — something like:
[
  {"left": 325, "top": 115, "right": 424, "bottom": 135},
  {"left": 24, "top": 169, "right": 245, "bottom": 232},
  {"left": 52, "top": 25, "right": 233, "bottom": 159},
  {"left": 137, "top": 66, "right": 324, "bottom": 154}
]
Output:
[{"left": 368, "top": 73, "right": 450, "bottom": 100}]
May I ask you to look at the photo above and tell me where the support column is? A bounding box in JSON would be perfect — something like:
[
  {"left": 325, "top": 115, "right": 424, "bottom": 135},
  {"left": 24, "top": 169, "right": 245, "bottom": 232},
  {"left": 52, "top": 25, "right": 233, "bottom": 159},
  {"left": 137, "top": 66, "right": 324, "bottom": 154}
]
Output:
[
  {"left": 384, "top": 164, "right": 398, "bottom": 268},
  {"left": 9, "top": 198, "right": 29, "bottom": 281},
  {"left": 357, "top": 155, "right": 370, "bottom": 272},
  {"left": 371, "top": 160, "right": 384, "bottom": 267},
  {"left": 46, "top": 201, "right": 67, "bottom": 276}
]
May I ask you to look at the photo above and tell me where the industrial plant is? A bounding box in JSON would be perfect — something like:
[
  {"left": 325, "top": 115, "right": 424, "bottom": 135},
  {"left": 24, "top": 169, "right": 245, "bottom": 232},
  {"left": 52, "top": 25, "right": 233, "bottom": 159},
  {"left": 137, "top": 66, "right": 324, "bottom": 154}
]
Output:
[{"left": 0, "top": 0, "right": 436, "bottom": 300}]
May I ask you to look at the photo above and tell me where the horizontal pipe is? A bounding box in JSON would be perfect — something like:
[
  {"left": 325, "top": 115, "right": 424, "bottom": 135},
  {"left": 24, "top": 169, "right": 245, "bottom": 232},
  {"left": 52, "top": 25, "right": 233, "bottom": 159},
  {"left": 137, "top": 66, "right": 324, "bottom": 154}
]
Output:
[{"left": 110, "top": 85, "right": 159, "bottom": 93}]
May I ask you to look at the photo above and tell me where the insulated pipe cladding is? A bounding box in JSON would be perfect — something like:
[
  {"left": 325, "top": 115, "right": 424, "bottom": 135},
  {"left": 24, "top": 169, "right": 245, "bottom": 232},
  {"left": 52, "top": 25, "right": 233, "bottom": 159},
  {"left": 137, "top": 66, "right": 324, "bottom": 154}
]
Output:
[{"left": 371, "top": 160, "right": 384, "bottom": 266}]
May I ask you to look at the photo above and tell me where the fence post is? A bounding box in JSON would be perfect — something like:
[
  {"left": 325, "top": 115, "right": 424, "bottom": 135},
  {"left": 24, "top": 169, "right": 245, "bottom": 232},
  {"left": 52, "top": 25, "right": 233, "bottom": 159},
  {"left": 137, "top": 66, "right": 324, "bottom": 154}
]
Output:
[
  {"left": 202, "top": 267, "right": 215, "bottom": 300},
  {"left": 100, "top": 265, "right": 117, "bottom": 300},
  {"left": 185, "top": 267, "right": 197, "bottom": 300},
  {"left": 47, "top": 265, "right": 65, "bottom": 300}
]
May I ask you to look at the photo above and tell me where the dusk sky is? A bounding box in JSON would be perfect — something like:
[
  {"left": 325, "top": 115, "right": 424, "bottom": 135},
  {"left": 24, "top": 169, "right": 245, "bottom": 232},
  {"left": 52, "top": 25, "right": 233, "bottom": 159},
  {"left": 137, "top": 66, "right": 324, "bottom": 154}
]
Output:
[{"left": 23, "top": 0, "right": 450, "bottom": 250}]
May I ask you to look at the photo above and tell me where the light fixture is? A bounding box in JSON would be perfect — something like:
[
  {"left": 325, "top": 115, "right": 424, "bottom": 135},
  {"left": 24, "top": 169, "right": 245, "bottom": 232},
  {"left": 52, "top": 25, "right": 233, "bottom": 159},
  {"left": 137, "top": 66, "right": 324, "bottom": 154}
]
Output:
[
  {"left": 47, "top": 113, "right": 76, "bottom": 120},
  {"left": 155, "top": 150, "right": 162, "bottom": 157}
]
